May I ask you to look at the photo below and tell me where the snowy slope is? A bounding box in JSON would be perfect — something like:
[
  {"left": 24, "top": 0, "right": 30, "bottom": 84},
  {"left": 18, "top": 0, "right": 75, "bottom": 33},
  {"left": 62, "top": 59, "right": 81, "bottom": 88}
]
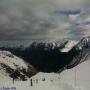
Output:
[
  {"left": 2, "top": 57, "right": 89, "bottom": 90},
  {"left": 0, "top": 53, "right": 90, "bottom": 90},
  {"left": 1, "top": 58, "right": 90, "bottom": 90},
  {"left": 0, "top": 50, "right": 38, "bottom": 83},
  {"left": 60, "top": 57, "right": 90, "bottom": 90},
  {"left": 0, "top": 51, "right": 27, "bottom": 70},
  {"left": 30, "top": 58, "right": 90, "bottom": 90}
]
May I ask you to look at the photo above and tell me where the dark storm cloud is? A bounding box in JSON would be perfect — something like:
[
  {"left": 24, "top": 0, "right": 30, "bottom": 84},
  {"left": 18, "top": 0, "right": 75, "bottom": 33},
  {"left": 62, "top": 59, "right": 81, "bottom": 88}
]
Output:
[
  {"left": 0, "top": 0, "right": 56, "bottom": 39},
  {"left": 0, "top": 0, "right": 89, "bottom": 39}
]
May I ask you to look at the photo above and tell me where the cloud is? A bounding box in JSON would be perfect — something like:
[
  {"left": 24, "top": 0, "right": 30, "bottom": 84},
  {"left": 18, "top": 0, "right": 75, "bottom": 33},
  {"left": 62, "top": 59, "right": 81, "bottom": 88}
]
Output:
[
  {"left": 0, "top": 0, "right": 89, "bottom": 40},
  {"left": 67, "top": 9, "right": 90, "bottom": 39}
]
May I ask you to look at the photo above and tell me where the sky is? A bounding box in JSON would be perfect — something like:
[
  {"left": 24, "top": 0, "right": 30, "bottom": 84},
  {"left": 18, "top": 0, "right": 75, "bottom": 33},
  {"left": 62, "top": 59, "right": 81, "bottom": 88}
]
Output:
[{"left": 0, "top": 0, "right": 90, "bottom": 40}]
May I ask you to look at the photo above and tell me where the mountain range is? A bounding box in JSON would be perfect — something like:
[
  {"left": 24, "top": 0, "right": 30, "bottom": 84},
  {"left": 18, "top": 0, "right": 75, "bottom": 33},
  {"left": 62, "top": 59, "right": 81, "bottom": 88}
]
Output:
[{"left": 0, "top": 36, "right": 90, "bottom": 76}]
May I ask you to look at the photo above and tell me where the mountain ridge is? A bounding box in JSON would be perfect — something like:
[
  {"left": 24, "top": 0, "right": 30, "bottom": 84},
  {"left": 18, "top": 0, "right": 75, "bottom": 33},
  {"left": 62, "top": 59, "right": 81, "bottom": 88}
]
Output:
[
  {"left": 0, "top": 50, "right": 38, "bottom": 81},
  {"left": 0, "top": 36, "right": 90, "bottom": 73}
]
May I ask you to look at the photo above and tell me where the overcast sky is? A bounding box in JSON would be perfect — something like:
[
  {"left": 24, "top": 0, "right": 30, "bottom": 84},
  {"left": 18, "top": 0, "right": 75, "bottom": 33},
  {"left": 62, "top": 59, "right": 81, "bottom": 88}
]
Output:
[{"left": 0, "top": 0, "right": 90, "bottom": 40}]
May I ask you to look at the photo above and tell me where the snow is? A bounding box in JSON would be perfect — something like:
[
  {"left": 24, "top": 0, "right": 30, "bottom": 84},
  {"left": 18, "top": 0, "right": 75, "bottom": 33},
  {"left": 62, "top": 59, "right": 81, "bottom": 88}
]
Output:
[
  {"left": 0, "top": 50, "right": 29, "bottom": 84},
  {"left": 61, "top": 41, "right": 77, "bottom": 52},
  {"left": 60, "top": 58, "right": 90, "bottom": 90},
  {"left": 0, "top": 50, "right": 28, "bottom": 70},
  {"left": 0, "top": 50, "right": 90, "bottom": 90}
]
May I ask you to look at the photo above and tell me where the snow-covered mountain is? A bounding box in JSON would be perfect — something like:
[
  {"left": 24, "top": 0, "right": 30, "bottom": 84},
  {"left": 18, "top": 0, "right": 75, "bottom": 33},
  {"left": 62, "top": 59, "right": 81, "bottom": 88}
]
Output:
[
  {"left": 0, "top": 37, "right": 90, "bottom": 73},
  {"left": 0, "top": 50, "right": 38, "bottom": 82},
  {"left": 0, "top": 55, "right": 90, "bottom": 90},
  {"left": 66, "top": 36, "right": 90, "bottom": 69},
  {"left": 0, "top": 37, "right": 90, "bottom": 90},
  {"left": 60, "top": 40, "right": 77, "bottom": 52}
]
